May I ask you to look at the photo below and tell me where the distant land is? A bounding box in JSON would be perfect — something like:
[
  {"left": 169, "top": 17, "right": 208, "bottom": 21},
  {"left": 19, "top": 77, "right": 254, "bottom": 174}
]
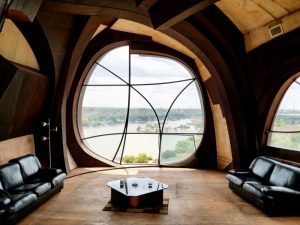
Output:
[{"left": 81, "top": 107, "right": 203, "bottom": 127}]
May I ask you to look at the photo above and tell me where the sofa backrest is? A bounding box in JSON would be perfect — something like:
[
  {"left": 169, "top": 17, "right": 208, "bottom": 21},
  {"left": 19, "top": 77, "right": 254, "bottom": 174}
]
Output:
[
  {"left": 10, "top": 154, "right": 41, "bottom": 180},
  {"left": 269, "top": 163, "right": 300, "bottom": 191},
  {"left": 249, "top": 156, "right": 275, "bottom": 181},
  {"left": 0, "top": 163, "right": 24, "bottom": 190}
]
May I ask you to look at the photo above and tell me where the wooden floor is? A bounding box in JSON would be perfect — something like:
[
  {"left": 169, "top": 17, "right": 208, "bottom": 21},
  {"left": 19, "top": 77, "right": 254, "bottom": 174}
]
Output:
[{"left": 19, "top": 167, "right": 300, "bottom": 225}]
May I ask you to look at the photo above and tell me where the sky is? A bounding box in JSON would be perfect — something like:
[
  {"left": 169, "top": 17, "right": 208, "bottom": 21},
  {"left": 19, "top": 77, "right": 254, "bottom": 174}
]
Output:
[
  {"left": 82, "top": 45, "right": 203, "bottom": 109},
  {"left": 278, "top": 79, "right": 300, "bottom": 110}
]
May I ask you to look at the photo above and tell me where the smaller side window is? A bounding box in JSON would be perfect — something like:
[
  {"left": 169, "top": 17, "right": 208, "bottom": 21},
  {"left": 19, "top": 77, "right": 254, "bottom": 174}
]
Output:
[{"left": 267, "top": 77, "right": 300, "bottom": 151}]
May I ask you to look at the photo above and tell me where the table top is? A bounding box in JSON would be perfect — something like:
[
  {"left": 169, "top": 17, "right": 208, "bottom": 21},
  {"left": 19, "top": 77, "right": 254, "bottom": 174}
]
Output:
[{"left": 107, "top": 177, "right": 168, "bottom": 197}]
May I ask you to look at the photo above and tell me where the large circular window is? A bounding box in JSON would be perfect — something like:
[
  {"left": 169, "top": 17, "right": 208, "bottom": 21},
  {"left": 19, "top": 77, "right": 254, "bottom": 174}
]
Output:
[
  {"left": 267, "top": 77, "right": 300, "bottom": 151},
  {"left": 78, "top": 45, "right": 205, "bottom": 165}
]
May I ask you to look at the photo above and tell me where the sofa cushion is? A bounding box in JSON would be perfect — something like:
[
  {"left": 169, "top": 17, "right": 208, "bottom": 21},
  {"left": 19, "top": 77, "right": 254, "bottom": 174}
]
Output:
[
  {"left": 14, "top": 182, "right": 51, "bottom": 196},
  {"left": 226, "top": 173, "right": 260, "bottom": 187},
  {"left": 7, "top": 193, "right": 37, "bottom": 214},
  {"left": 0, "top": 163, "right": 24, "bottom": 191},
  {"left": 249, "top": 156, "right": 275, "bottom": 181},
  {"left": 243, "top": 182, "right": 273, "bottom": 199},
  {"left": 269, "top": 164, "right": 300, "bottom": 191},
  {"left": 10, "top": 155, "right": 41, "bottom": 180}
]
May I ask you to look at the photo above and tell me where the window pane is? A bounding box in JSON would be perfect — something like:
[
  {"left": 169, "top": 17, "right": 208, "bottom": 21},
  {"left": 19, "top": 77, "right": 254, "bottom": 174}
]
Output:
[
  {"left": 127, "top": 89, "right": 160, "bottom": 133},
  {"left": 163, "top": 81, "right": 204, "bottom": 134},
  {"left": 84, "top": 64, "right": 126, "bottom": 85},
  {"left": 271, "top": 82, "right": 300, "bottom": 132},
  {"left": 267, "top": 132, "right": 300, "bottom": 151},
  {"left": 97, "top": 46, "right": 129, "bottom": 83},
  {"left": 134, "top": 82, "right": 190, "bottom": 122},
  {"left": 122, "top": 134, "right": 159, "bottom": 164},
  {"left": 79, "top": 86, "right": 128, "bottom": 138},
  {"left": 131, "top": 54, "right": 193, "bottom": 84},
  {"left": 83, "top": 135, "right": 123, "bottom": 160},
  {"left": 160, "top": 135, "right": 199, "bottom": 164}
]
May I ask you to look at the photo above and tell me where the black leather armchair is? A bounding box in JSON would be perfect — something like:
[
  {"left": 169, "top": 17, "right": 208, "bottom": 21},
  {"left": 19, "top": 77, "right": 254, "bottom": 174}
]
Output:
[
  {"left": 0, "top": 154, "right": 66, "bottom": 224},
  {"left": 226, "top": 156, "right": 300, "bottom": 215}
]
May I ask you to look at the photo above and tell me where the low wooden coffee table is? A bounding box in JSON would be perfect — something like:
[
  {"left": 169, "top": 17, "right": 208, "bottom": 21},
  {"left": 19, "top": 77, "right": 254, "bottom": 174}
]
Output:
[{"left": 107, "top": 177, "right": 168, "bottom": 208}]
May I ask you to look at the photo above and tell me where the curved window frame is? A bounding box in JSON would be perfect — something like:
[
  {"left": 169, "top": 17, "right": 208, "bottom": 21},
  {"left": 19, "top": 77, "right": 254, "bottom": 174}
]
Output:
[
  {"left": 267, "top": 75, "right": 300, "bottom": 152},
  {"left": 76, "top": 42, "right": 206, "bottom": 166}
]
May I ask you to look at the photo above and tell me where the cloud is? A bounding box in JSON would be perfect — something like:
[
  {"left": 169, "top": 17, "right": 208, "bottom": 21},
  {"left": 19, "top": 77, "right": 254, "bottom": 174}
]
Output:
[{"left": 81, "top": 45, "right": 203, "bottom": 109}]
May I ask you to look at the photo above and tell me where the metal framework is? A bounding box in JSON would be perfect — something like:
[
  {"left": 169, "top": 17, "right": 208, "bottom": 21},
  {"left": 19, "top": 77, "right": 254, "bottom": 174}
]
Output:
[{"left": 78, "top": 45, "right": 205, "bottom": 165}]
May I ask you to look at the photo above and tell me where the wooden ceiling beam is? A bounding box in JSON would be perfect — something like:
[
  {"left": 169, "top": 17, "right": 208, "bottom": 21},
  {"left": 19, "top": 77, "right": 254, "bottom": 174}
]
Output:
[
  {"left": 148, "top": 0, "right": 219, "bottom": 30},
  {"left": 42, "top": 0, "right": 144, "bottom": 15},
  {"left": 40, "top": 0, "right": 152, "bottom": 27},
  {"left": 135, "top": 0, "right": 144, "bottom": 6},
  {"left": 6, "top": 0, "right": 43, "bottom": 22},
  {"left": 134, "top": 0, "right": 158, "bottom": 10}
]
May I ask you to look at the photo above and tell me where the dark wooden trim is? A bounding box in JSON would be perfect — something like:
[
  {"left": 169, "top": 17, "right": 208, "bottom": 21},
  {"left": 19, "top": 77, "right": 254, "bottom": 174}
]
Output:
[
  {"left": 261, "top": 72, "right": 300, "bottom": 147},
  {"left": 148, "top": 0, "right": 219, "bottom": 30},
  {"left": 247, "top": 29, "right": 300, "bottom": 152},
  {"left": 56, "top": 16, "right": 116, "bottom": 171},
  {"left": 163, "top": 18, "right": 251, "bottom": 168},
  {"left": 14, "top": 19, "right": 55, "bottom": 117},
  {"left": 263, "top": 146, "right": 300, "bottom": 165},
  {"left": 190, "top": 6, "right": 257, "bottom": 165},
  {"left": 66, "top": 30, "right": 150, "bottom": 167},
  {"left": 13, "top": 18, "right": 56, "bottom": 168},
  {"left": 6, "top": 0, "right": 43, "bottom": 22}
]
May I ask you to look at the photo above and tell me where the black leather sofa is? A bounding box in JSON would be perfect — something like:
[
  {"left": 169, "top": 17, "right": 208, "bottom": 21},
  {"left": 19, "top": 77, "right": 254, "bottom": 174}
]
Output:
[
  {"left": 226, "top": 156, "right": 300, "bottom": 215},
  {"left": 0, "top": 154, "right": 66, "bottom": 224}
]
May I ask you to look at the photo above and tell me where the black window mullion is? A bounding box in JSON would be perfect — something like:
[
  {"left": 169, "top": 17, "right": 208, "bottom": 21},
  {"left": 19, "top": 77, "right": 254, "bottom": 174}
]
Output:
[
  {"left": 119, "top": 45, "right": 132, "bottom": 164},
  {"left": 158, "top": 80, "right": 195, "bottom": 164}
]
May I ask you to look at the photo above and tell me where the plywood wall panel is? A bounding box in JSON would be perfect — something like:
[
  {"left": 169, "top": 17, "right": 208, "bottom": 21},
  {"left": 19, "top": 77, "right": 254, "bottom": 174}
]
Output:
[
  {"left": 210, "top": 103, "right": 232, "bottom": 169},
  {"left": 0, "top": 135, "right": 35, "bottom": 165},
  {"left": 0, "top": 19, "right": 39, "bottom": 69}
]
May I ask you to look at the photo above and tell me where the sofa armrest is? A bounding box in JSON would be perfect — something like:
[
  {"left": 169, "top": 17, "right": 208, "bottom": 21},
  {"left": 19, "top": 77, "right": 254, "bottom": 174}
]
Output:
[
  {"left": 0, "top": 190, "right": 11, "bottom": 208},
  {"left": 228, "top": 169, "right": 251, "bottom": 176}
]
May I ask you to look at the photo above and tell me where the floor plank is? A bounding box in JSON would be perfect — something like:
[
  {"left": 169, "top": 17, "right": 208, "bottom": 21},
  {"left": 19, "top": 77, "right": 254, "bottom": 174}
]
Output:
[{"left": 18, "top": 168, "right": 300, "bottom": 225}]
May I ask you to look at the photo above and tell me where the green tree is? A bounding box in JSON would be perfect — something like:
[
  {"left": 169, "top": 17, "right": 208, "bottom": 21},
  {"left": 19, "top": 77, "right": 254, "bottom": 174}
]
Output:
[
  {"left": 122, "top": 155, "right": 135, "bottom": 163},
  {"left": 133, "top": 153, "right": 153, "bottom": 163},
  {"left": 161, "top": 150, "right": 176, "bottom": 159},
  {"left": 122, "top": 153, "right": 153, "bottom": 163}
]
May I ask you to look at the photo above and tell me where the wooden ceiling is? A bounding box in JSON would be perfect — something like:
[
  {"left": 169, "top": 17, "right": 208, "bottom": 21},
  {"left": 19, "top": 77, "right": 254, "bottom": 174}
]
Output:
[
  {"left": 39, "top": 0, "right": 300, "bottom": 52},
  {"left": 217, "top": 0, "right": 300, "bottom": 34},
  {"left": 216, "top": 0, "right": 300, "bottom": 51}
]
